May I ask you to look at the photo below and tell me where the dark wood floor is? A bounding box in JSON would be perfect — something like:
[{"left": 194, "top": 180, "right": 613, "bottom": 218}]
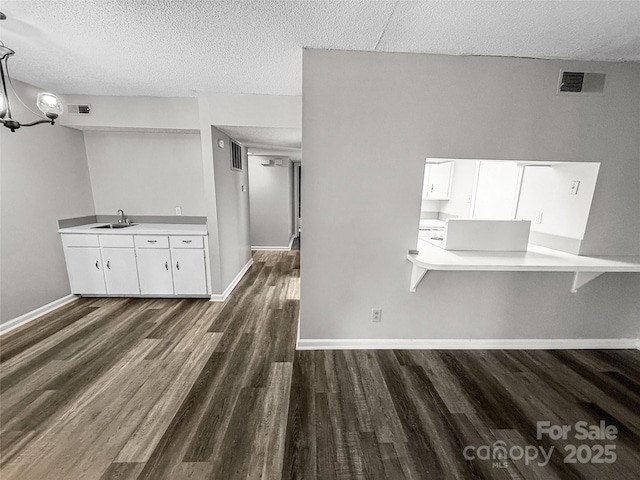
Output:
[{"left": 1, "top": 250, "right": 639, "bottom": 479}]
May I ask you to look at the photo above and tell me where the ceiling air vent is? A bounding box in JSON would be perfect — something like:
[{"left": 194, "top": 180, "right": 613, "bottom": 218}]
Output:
[
  {"left": 231, "top": 140, "right": 243, "bottom": 171},
  {"left": 260, "top": 157, "right": 284, "bottom": 167},
  {"left": 557, "top": 71, "right": 605, "bottom": 95},
  {"left": 67, "top": 104, "right": 91, "bottom": 115}
]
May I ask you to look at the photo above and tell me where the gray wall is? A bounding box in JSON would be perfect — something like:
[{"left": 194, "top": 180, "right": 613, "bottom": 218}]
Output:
[
  {"left": 248, "top": 156, "right": 293, "bottom": 247},
  {"left": 301, "top": 49, "right": 640, "bottom": 341},
  {"left": 206, "top": 127, "right": 252, "bottom": 292},
  {"left": 84, "top": 131, "right": 206, "bottom": 216},
  {"left": 1, "top": 81, "right": 95, "bottom": 324}
]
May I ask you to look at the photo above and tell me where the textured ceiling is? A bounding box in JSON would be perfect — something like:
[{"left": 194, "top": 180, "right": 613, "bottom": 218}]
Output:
[{"left": 1, "top": 1, "right": 639, "bottom": 98}]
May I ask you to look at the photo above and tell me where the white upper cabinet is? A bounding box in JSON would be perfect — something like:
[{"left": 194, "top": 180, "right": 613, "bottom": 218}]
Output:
[{"left": 423, "top": 162, "right": 454, "bottom": 200}]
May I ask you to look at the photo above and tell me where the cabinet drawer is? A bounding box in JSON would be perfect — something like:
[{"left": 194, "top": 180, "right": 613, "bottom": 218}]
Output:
[
  {"left": 61, "top": 234, "right": 100, "bottom": 248},
  {"left": 170, "top": 236, "right": 204, "bottom": 249},
  {"left": 100, "top": 235, "right": 134, "bottom": 248},
  {"left": 135, "top": 235, "right": 169, "bottom": 248}
]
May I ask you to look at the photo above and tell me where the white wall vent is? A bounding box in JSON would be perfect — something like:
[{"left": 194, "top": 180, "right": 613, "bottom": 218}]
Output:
[
  {"left": 260, "top": 157, "right": 284, "bottom": 167},
  {"left": 557, "top": 71, "right": 605, "bottom": 95},
  {"left": 67, "top": 104, "right": 91, "bottom": 115},
  {"left": 231, "top": 141, "right": 243, "bottom": 171}
]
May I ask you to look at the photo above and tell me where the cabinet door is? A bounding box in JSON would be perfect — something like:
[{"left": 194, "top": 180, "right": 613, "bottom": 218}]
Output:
[
  {"left": 64, "top": 247, "right": 106, "bottom": 294},
  {"left": 137, "top": 249, "right": 174, "bottom": 295},
  {"left": 171, "top": 249, "right": 207, "bottom": 295},
  {"left": 102, "top": 248, "right": 140, "bottom": 295},
  {"left": 425, "top": 162, "right": 453, "bottom": 199}
]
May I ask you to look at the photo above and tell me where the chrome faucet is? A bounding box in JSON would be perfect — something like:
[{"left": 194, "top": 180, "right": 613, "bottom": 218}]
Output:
[{"left": 117, "top": 209, "right": 129, "bottom": 224}]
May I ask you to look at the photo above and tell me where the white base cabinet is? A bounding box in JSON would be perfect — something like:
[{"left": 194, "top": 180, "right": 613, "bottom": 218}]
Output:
[
  {"left": 61, "top": 232, "right": 209, "bottom": 298},
  {"left": 136, "top": 249, "right": 174, "bottom": 295},
  {"left": 64, "top": 247, "right": 107, "bottom": 295},
  {"left": 172, "top": 249, "right": 207, "bottom": 295},
  {"left": 102, "top": 247, "right": 140, "bottom": 295}
]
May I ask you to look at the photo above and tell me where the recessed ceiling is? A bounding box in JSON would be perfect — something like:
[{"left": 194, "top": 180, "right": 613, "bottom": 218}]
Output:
[
  {"left": 218, "top": 126, "right": 301, "bottom": 149},
  {"left": 1, "top": 1, "right": 639, "bottom": 98},
  {"left": 217, "top": 126, "right": 302, "bottom": 160}
]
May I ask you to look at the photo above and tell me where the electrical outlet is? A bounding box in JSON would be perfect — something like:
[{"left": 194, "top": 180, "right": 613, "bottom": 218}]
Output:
[
  {"left": 372, "top": 308, "right": 382, "bottom": 323},
  {"left": 175, "top": 206, "right": 182, "bottom": 216},
  {"left": 569, "top": 180, "right": 580, "bottom": 195},
  {"left": 534, "top": 211, "right": 543, "bottom": 224}
]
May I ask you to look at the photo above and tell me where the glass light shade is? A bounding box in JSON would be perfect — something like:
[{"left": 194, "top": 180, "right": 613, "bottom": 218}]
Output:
[
  {"left": 36, "top": 92, "right": 63, "bottom": 117},
  {"left": 0, "top": 45, "right": 14, "bottom": 61},
  {"left": 0, "top": 93, "right": 6, "bottom": 119}
]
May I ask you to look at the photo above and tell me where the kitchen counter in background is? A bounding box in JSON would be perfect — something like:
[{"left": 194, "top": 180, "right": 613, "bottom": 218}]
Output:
[{"left": 419, "top": 219, "right": 445, "bottom": 229}]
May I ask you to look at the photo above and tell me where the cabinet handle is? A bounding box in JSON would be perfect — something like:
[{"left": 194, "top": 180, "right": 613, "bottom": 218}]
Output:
[
  {"left": 107, "top": 261, "right": 111, "bottom": 270},
  {"left": 176, "top": 261, "right": 180, "bottom": 270},
  {"left": 430, "top": 184, "right": 434, "bottom": 192},
  {"left": 165, "top": 261, "right": 168, "bottom": 270},
  {"left": 147, "top": 240, "right": 157, "bottom": 243},
  {"left": 182, "top": 240, "right": 192, "bottom": 244},
  {"left": 95, "top": 260, "right": 100, "bottom": 270}
]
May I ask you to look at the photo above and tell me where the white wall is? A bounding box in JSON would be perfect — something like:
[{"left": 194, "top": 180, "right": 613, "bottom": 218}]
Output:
[
  {"left": 83, "top": 131, "right": 206, "bottom": 216},
  {"left": 248, "top": 157, "right": 293, "bottom": 247},
  {"left": 196, "top": 93, "right": 301, "bottom": 128},
  {"left": 60, "top": 95, "right": 199, "bottom": 132},
  {"left": 1, "top": 81, "right": 95, "bottom": 325},
  {"left": 301, "top": 49, "right": 640, "bottom": 342},
  {"left": 516, "top": 163, "right": 600, "bottom": 240}
]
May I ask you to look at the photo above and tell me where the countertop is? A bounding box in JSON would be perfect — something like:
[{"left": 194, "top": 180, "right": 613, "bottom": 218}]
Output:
[
  {"left": 409, "top": 238, "right": 640, "bottom": 272},
  {"left": 407, "top": 238, "right": 640, "bottom": 292},
  {"left": 59, "top": 223, "right": 208, "bottom": 236},
  {"left": 419, "top": 219, "right": 446, "bottom": 229}
]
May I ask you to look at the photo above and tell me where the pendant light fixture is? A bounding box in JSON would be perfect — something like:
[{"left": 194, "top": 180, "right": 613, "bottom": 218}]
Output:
[{"left": 0, "top": 12, "right": 64, "bottom": 132}]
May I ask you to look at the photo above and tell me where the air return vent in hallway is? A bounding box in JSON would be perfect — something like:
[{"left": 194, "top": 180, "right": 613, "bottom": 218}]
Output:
[
  {"left": 557, "top": 71, "right": 606, "bottom": 95},
  {"left": 231, "top": 140, "right": 243, "bottom": 171},
  {"left": 67, "top": 104, "right": 91, "bottom": 115}
]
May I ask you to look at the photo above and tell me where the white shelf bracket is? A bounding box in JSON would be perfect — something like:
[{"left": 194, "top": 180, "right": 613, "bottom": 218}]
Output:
[
  {"left": 570, "top": 271, "right": 604, "bottom": 293},
  {"left": 410, "top": 265, "right": 428, "bottom": 292}
]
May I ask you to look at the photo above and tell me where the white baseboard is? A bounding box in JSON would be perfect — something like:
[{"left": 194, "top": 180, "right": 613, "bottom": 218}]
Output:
[
  {"left": 251, "top": 235, "right": 296, "bottom": 251},
  {"left": 210, "top": 258, "right": 254, "bottom": 302},
  {"left": 0, "top": 294, "right": 79, "bottom": 336},
  {"left": 296, "top": 338, "right": 639, "bottom": 350}
]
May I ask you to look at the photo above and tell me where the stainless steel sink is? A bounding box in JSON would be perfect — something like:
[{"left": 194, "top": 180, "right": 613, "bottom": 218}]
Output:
[{"left": 93, "top": 223, "right": 136, "bottom": 229}]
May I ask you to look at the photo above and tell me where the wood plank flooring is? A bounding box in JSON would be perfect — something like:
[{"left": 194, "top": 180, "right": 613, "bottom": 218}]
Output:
[{"left": 2, "top": 250, "right": 639, "bottom": 479}]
